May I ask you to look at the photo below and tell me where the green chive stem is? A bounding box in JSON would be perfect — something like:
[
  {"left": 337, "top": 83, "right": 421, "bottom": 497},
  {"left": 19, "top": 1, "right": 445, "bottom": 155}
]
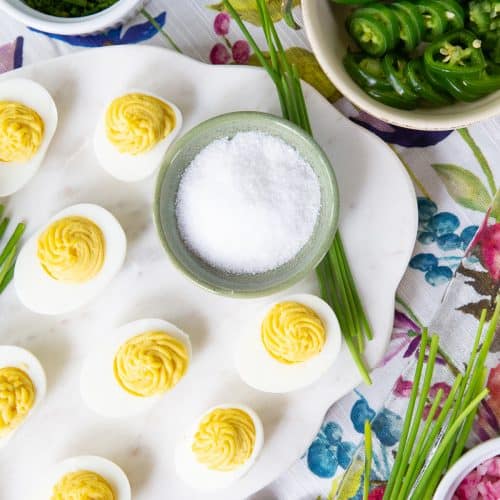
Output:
[
  {"left": 411, "top": 389, "right": 489, "bottom": 499},
  {"left": 0, "top": 217, "right": 9, "bottom": 241},
  {"left": 390, "top": 335, "right": 439, "bottom": 498},
  {"left": 364, "top": 420, "right": 372, "bottom": 500},
  {"left": 0, "top": 223, "right": 25, "bottom": 268},
  {"left": 0, "top": 245, "right": 17, "bottom": 285},
  {"left": 0, "top": 264, "right": 14, "bottom": 294},
  {"left": 384, "top": 328, "right": 429, "bottom": 499}
]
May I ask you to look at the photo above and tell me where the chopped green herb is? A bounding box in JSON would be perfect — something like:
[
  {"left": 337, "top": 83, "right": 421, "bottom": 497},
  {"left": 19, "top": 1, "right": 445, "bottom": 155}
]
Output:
[{"left": 23, "top": 0, "right": 119, "bottom": 18}]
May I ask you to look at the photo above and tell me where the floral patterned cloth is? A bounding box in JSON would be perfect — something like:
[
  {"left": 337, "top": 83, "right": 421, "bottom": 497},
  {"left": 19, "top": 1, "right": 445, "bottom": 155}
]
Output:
[{"left": 0, "top": 2, "right": 499, "bottom": 499}]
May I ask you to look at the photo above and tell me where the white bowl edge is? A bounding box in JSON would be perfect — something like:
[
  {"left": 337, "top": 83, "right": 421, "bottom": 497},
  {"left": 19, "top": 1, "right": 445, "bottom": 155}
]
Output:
[{"left": 434, "top": 437, "right": 500, "bottom": 499}]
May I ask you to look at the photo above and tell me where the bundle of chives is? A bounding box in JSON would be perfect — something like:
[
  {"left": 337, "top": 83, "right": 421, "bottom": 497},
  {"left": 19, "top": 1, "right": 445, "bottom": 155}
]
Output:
[
  {"left": 224, "top": 0, "right": 373, "bottom": 384},
  {"left": 0, "top": 204, "right": 25, "bottom": 294},
  {"left": 363, "top": 299, "right": 500, "bottom": 500}
]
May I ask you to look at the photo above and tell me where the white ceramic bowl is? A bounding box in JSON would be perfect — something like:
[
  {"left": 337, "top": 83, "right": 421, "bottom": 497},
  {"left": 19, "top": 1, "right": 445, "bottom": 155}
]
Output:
[
  {"left": 0, "top": 0, "right": 146, "bottom": 35},
  {"left": 434, "top": 437, "right": 500, "bottom": 499},
  {"left": 302, "top": 0, "right": 500, "bottom": 130}
]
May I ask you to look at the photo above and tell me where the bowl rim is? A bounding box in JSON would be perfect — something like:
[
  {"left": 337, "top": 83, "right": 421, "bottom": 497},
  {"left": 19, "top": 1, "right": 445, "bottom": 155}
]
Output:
[
  {"left": 0, "top": 0, "right": 144, "bottom": 35},
  {"left": 153, "top": 110, "right": 339, "bottom": 298},
  {"left": 433, "top": 437, "right": 500, "bottom": 499},
  {"left": 302, "top": 0, "right": 500, "bottom": 131}
]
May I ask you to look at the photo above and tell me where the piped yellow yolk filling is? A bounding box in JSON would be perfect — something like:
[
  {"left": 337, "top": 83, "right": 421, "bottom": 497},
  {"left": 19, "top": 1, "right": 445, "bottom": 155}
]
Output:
[
  {"left": 37, "top": 216, "right": 105, "bottom": 284},
  {"left": 0, "top": 366, "right": 35, "bottom": 438},
  {"left": 261, "top": 301, "right": 326, "bottom": 364},
  {"left": 105, "top": 93, "right": 176, "bottom": 155},
  {"left": 51, "top": 470, "right": 115, "bottom": 500},
  {"left": 113, "top": 331, "right": 189, "bottom": 397},
  {"left": 192, "top": 408, "right": 256, "bottom": 471},
  {"left": 0, "top": 101, "right": 44, "bottom": 163}
]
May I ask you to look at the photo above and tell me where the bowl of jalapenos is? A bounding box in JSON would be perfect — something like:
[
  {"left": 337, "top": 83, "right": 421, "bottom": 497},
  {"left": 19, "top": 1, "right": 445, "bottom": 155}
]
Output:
[{"left": 302, "top": 0, "right": 500, "bottom": 130}]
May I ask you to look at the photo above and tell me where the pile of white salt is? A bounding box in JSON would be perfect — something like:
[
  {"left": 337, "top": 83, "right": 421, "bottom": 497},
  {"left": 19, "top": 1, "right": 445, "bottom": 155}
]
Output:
[{"left": 176, "top": 131, "right": 321, "bottom": 274}]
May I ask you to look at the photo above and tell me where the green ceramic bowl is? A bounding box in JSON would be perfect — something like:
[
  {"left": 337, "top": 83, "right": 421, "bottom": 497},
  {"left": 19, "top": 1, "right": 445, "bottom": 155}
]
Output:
[{"left": 153, "top": 111, "right": 339, "bottom": 298}]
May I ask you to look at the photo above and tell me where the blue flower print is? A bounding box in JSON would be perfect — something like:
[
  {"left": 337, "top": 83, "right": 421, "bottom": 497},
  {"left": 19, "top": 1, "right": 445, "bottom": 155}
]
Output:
[
  {"left": 351, "top": 394, "right": 402, "bottom": 446},
  {"left": 307, "top": 422, "right": 356, "bottom": 478},
  {"left": 30, "top": 12, "right": 166, "bottom": 47},
  {"left": 371, "top": 408, "right": 403, "bottom": 447},
  {"left": 410, "top": 197, "right": 478, "bottom": 286},
  {"left": 351, "top": 398, "right": 376, "bottom": 433}
]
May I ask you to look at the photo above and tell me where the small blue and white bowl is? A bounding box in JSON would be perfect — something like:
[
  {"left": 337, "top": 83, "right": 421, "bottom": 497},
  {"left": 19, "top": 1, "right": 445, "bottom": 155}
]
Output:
[{"left": 0, "top": 0, "right": 146, "bottom": 35}]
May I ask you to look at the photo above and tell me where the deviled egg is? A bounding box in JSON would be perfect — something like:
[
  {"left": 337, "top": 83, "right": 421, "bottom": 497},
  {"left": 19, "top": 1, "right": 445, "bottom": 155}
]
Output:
[
  {"left": 42, "top": 455, "right": 130, "bottom": 500},
  {"left": 94, "top": 91, "right": 182, "bottom": 182},
  {"left": 0, "top": 78, "right": 57, "bottom": 197},
  {"left": 81, "top": 318, "right": 191, "bottom": 417},
  {"left": 175, "top": 404, "right": 264, "bottom": 491},
  {"left": 0, "top": 345, "right": 46, "bottom": 447},
  {"left": 14, "top": 203, "right": 126, "bottom": 315},
  {"left": 236, "top": 293, "right": 341, "bottom": 393}
]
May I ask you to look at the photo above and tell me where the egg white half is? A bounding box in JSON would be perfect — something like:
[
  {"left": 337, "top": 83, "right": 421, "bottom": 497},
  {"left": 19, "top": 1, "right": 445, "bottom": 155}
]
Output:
[
  {"left": 80, "top": 318, "right": 192, "bottom": 418},
  {"left": 236, "top": 293, "right": 342, "bottom": 393},
  {"left": 94, "top": 91, "right": 182, "bottom": 182},
  {"left": 175, "top": 403, "right": 264, "bottom": 491},
  {"left": 14, "top": 203, "right": 126, "bottom": 315},
  {"left": 0, "top": 78, "right": 58, "bottom": 197},
  {"left": 0, "top": 345, "right": 46, "bottom": 448},
  {"left": 38, "top": 455, "right": 131, "bottom": 500}
]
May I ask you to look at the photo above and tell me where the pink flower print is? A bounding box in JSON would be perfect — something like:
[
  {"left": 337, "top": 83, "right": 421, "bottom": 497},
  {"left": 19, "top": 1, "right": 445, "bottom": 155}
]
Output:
[
  {"left": 393, "top": 376, "right": 413, "bottom": 397},
  {"left": 478, "top": 223, "right": 500, "bottom": 281},
  {"left": 469, "top": 215, "right": 500, "bottom": 281},
  {"left": 369, "top": 486, "right": 386, "bottom": 500},
  {"left": 486, "top": 363, "right": 500, "bottom": 420},
  {"left": 232, "top": 40, "right": 250, "bottom": 64},
  {"left": 210, "top": 43, "right": 231, "bottom": 64},
  {"left": 214, "top": 12, "right": 231, "bottom": 36},
  {"left": 0, "top": 37, "right": 23, "bottom": 74}
]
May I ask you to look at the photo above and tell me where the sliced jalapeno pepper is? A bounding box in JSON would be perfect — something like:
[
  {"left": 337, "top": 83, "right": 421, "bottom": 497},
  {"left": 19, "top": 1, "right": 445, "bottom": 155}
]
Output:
[
  {"left": 350, "top": 5, "right": 400, "bottom": 50},
  {"left": 424, "top": 30, "right": 487, "bottom": 79},
  {"left": 459, "top": 62, "right": 500, "bottom": 93},
  {"left": 486, "top": 59, "right": 500, "bottom": 75},
  {"left": 343, "top": 52, "right": 393, "bottom": 90},
  {"left": 427, "top": 0, "right": 465, "bottom": 29},
  {"left": 393, "top": 2, "right": 426, "bottom": 45},
  {"left": 468, "top": 0, "right": 492, "bottom": 33},
  {"left": 348, "top": 14, "right": 391, "bottom": 56},
  {"left": 405, "top": 59, "right": 454, "bottom": 104},
  {"left": 483, "top": 30, "right": 500, "bottom": 63},
  {"left": 365, "top": 87, "right": 419, "bottom": 109},
  {"left": 382, "top": 53, "right": 420, "bottom": 101},
  {"left": 441, "top": 76, "right": 487, "bottom": 99},
  {"left": 416, "top": 0, "right": 448, "bottom": 41}
]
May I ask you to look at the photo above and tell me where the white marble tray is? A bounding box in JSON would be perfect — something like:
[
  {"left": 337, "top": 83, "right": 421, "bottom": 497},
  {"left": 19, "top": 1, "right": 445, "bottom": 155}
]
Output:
[{"left": 0, "top": 46, "right": 417, "bottom": 500}]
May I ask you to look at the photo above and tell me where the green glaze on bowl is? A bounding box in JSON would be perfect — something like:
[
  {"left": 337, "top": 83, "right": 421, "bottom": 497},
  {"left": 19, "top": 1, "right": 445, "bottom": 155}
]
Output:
[{"left": 153, "top": 111, "right": 339, "bottom": 298}]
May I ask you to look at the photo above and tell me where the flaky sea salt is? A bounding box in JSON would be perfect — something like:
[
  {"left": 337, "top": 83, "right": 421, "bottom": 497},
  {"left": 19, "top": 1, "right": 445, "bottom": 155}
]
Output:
[{"left": 175, "top": 131, "right": 321, "bottom": 274}]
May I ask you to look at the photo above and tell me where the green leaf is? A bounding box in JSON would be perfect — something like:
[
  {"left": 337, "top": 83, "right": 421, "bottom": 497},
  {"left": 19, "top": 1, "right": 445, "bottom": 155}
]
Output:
[
  {"left": 490, "top": 189, "right": 500, "bottom": 221},
  {"left": 209, "top": 0, "right": 300, "bottom": 26},
  {"left": 432, "top": 163, "right": 492, "bottom": 213},
  {"left": 249, "top": 47, "right": 342, "bottom": 103}
]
